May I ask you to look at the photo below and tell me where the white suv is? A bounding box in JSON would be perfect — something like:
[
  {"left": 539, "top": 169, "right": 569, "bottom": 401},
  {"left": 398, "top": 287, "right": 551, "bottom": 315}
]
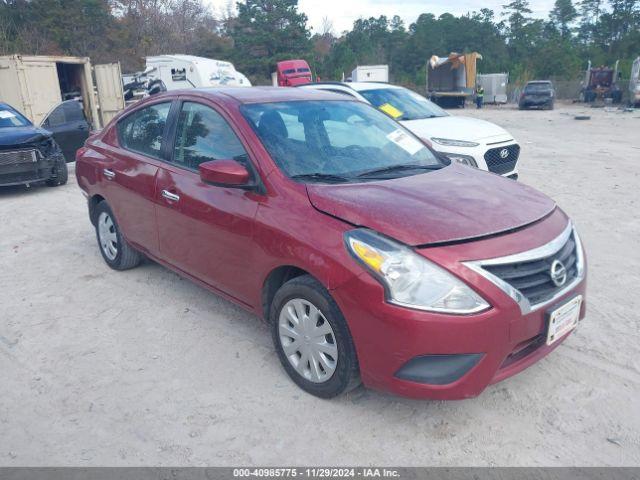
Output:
[{"left": 298, "top": 82, "right": 520, "bottom": 178}]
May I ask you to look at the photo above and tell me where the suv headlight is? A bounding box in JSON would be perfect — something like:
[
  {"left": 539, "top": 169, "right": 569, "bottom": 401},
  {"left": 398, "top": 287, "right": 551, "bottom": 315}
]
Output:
[
  {"left": 431, "top": 138, "right": 479, "bottom": 147},
  {"left": 345, "top": 229, "right": 490, "bottom": 314},
  {"left": 441, "top": 153, "right": 478, "bottom": 167}
]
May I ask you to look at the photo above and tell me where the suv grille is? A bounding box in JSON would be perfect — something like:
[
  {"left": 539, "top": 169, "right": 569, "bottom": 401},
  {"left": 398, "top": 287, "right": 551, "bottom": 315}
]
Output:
[
  {"left": 0, "top": 149, "right": 38, "bottom": 166},
  {"left": 483, "top": 231, "right": 579, "bottom": 307},
  {"left": 484, "top": 144, "right": 520, "bottom": 174}
]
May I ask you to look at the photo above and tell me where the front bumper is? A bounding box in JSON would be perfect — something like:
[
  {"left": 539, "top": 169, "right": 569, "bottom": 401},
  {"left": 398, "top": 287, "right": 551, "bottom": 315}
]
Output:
[
  {"left": 0, "top": 150, "right": 62, "bottom": 187},
  {"left": 520, "top": 96, "right": 553, "bottom": 107},
  {"left": 435, "top": 139, "right": 520, "bottom": 178},
  {"left": 331, "top": 210, "right": 586, "bottom": 400}
]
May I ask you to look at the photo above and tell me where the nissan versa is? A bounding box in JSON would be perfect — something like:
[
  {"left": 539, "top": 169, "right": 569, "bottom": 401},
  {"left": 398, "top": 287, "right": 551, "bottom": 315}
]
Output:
[{"left": 76, "top": 88, "right": 587, "bottom": 400}]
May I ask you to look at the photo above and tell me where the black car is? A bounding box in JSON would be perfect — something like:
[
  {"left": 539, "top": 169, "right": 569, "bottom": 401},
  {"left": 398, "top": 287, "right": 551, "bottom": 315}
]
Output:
[
  {"left": 519, "top": 81, "right": 555, "bottom": 110},
  {"left": 40, "top": 100, "right": 91, "bottom": 163},
  {"left": 0, "top": 102, "right": 67, "bottom": 187}
]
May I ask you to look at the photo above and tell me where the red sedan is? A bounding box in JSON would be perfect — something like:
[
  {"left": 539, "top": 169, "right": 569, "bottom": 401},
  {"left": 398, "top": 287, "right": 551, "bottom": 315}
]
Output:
[{"left": 75, "top": 87, "right": 587, "bottom": 399}]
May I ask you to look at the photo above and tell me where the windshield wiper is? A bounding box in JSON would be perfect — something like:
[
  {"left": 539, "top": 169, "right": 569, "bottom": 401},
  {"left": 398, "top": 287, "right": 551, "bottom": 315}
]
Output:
[
  {"left": 291, "top": 173, "right": 352, "bottom": 183},
  {"left": 357, "top": 164, "right": 442, "bottom": 178}
]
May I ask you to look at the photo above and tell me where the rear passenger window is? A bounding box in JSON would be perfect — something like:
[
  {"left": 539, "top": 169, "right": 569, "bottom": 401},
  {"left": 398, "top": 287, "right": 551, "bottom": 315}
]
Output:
[
  {"left": 172, "top": 102, "right": 248, "bottom": 170},
  {"left": 117, "top": 102, "right": 171, "bottom": 159}
]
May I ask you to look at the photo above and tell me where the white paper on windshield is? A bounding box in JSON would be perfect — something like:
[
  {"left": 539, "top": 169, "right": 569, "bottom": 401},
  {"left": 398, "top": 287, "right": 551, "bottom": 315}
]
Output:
[
  {"left": 0, "top": 111, "right": 16, "bottom": 119},
  {"left": 386, "top": 129, "right": 424, "bottom": 155}
]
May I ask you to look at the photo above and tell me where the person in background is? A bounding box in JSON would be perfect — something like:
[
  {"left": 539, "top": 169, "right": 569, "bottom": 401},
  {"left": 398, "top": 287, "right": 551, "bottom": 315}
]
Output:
[{"left": 476, "top": 84, "right": 484, "bottom": 109}]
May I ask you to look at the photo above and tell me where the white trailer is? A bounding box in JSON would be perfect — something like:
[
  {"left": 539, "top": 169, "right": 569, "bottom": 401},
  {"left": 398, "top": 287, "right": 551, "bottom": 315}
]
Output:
[
  {"left": 630, "top": 56, "right": 640, "bottom": 107},
  {"left": 144, "top": 55, "right": 251, "bottom": 90},
  {"left": 0, "top": 55, "right": 123, "bottom": 128},
  {"left": 350, "top": 65, "right": 389, "bottom": 83},
  {"left": 477, "top": 73, "right": 509, "bottom": 104}
]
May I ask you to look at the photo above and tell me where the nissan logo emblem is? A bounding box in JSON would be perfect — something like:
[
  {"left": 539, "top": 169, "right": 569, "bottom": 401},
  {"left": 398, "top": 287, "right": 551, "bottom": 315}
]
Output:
[
  {"left": 550, "top": 259, "right": 568, "bottom": 287},
  {"left": 499, "top": 148, "right": 510, "bottom": 159}
]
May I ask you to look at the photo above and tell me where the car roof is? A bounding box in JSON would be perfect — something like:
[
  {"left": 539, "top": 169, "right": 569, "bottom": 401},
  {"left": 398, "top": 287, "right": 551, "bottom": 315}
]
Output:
[
  {"left": 526, "top": 80, "right": 553, "bottom": 84},
  {"left": 146, "top": 86, "right": 352, "bottom": 105}
]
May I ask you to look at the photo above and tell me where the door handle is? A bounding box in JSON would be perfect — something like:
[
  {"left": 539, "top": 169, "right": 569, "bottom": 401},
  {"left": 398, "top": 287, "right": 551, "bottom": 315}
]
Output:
[
  {"left": 161, "top": 190, "right": 180, "bottom": 202},
  {"left": 103, "top": 168, "right": 115, "bottom": 180}
]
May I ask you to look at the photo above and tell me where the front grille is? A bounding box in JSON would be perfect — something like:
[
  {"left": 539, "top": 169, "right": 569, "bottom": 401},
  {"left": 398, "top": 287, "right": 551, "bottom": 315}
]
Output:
[
  {"left": 484, "top": 144, "right": 520, "bottom": 174},
  {"left": 0, "top": 149, "right": 38, "bottom": 166},
  {"left": 483, "top": 231, "right": 579, "bottom": 307}
]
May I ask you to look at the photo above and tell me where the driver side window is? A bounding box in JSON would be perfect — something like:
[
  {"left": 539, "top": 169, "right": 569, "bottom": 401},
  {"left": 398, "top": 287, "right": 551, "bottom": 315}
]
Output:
[{"left": 172, "top": 102, "right": 248, "bottom": 170}]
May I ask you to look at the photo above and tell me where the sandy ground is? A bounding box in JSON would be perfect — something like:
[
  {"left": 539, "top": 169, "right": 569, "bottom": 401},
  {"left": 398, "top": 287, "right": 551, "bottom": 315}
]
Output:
[{"left": 1, "top": 102, "right": 639, "bottom": 467}]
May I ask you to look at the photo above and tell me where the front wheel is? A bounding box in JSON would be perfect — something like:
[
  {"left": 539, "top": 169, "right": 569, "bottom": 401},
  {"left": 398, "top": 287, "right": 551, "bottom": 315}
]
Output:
[
  {"left": 94, "top": 201, "right": 142, "bottom": 270},
  {"left": 270, "top": 275, "right": 360, "bottom": 398},
  {"left": 46, "top": 156, "right": 68, "bottom": 186}
]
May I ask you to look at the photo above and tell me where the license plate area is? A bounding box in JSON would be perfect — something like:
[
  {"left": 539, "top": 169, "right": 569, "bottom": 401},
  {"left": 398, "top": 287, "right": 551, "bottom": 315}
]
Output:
[{"left": 546, "top": 295, "right": 582, "bottom": 346}]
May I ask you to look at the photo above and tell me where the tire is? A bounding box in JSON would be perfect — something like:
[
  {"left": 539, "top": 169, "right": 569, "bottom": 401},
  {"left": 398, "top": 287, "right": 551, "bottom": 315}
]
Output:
[
  {"left": 46, "top": 156, "right": 68, "bottom": 187},
  {"left": 270, "top": 275, "right": 361, "bottom": 398},
  {"left": 94, "top": 201, "right": 142, "bottom": 270}
]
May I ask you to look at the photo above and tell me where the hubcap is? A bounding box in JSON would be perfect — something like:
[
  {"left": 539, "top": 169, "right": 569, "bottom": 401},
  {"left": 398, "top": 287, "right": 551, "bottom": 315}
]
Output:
[
  {"left": 97, "top": 212, "right": 118, "bottom": 261},
  {"left": 278, "top": 298, "right": 338, "bottom": 383}
]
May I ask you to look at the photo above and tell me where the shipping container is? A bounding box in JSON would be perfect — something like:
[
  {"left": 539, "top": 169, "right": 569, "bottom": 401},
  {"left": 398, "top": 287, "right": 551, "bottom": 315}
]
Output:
[{"left": 0, "top": 55, "right": 124, "bottom": 129}]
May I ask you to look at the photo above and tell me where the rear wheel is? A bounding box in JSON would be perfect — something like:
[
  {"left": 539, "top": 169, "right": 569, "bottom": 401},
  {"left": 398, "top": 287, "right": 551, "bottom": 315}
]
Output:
[
  {"left": 94, "top": 201, "right": 142, "bottom": 270},
  {"left": 270, "top": 275, "right": 360, "bottom": 398}
]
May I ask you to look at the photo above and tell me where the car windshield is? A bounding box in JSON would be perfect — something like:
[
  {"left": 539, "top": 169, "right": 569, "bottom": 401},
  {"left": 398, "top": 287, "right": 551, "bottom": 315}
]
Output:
[
  {"left": 0, "top": 106, "right": 31, "bottom": 128},
  {"left": 241, "top": 100, "right": 443, "bottom": 183},
  {"left": 358, "top": 87, "right": 448, "bottom": 121},
  {"left": 525, "top": 83, "right": 552, "bottom": 93}
]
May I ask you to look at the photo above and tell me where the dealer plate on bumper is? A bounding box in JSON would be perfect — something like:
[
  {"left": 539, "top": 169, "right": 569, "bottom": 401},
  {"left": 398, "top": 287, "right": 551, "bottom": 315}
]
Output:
[{"left": 546, "top": 295, "right": 582, "bottom": 346}]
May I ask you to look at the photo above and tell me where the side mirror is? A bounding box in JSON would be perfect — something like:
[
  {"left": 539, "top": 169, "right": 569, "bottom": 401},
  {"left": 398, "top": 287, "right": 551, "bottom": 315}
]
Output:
[{"left": 199, "top": 160, "right": 251, "bottom": 187}]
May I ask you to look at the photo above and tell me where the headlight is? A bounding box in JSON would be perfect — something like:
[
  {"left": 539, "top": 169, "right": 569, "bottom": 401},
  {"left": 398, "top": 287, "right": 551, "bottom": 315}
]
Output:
[
  {"left": 431, "top": 138, "right": 480, "bottom": 147},
  {"left": 345, "top": 229, "right": 490, "bottom": 314},
  {"left": 441, "top": 153, "right": 478, "bottom": 167}
]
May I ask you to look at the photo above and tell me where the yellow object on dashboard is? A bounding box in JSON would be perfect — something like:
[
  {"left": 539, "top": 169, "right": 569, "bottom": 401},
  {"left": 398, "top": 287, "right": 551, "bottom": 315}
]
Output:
[{"left": 378, "top": 103, "right": 403, "bottom": 119}]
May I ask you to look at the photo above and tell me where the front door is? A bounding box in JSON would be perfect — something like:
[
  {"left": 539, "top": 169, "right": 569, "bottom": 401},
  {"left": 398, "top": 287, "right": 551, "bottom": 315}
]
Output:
[
  {"left": 154, "top": 100, "right": 260, "bottom": 305},
  {"left": 41, "top": 100, "right": 90, "bottom": 162}
]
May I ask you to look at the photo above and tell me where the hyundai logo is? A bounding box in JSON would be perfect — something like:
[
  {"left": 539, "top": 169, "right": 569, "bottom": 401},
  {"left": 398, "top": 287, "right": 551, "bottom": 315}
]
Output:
[
  {"left": 550, "top": 259, "right": 568, "bottom": 287},
  {"left": 499, "top": 148, "right": 510, "bottom": 159}
]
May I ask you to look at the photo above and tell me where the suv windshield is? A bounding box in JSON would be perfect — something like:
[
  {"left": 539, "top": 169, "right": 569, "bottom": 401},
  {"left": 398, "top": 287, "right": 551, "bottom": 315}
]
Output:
[
  {"left": 0, "top": 105, "right": 31, "bottom": 128},
  {"left": 242, "top": 100, "right": 443, "bottom": 183},
  {"left": 358, "top": 87, "right": 448, "bottom": 121}
]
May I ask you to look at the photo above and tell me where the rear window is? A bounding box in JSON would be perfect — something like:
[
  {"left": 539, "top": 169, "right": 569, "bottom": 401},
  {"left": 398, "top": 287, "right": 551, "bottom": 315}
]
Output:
[
  {"left": 297, "top": 68, "right": 310, "bottom": 73},
  {"left": 117, "top": 102, "right": 171, "bottom": 159},
  {"left": 283, "top": 69, "right": 296, "bottom": 75},
  {"left": 525, "top": 83, "right": 553, "bottom": 93}
]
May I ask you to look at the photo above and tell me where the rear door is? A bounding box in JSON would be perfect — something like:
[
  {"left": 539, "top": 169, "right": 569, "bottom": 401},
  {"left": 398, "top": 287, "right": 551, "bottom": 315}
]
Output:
[
  {"left": 154, "top": 99, "right": 260, "bottom": 304},
  {"left": 41, "top": 101, "right": 90, "bottom": 162},
  {"left": 103, "top": 100, "right": 173, "bottom": 257},
  {"left": 95, "top": 63, "right": 125, "bottom": 127}
]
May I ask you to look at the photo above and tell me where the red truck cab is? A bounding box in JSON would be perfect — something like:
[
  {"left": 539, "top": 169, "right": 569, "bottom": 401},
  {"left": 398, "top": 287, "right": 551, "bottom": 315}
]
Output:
[{"left": 276, "top": 60, "right": 312, "bottom": 86}]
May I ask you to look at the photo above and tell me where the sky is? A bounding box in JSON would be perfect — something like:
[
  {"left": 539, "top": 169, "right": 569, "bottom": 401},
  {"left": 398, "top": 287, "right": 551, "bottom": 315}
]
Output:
[{"left": 207, "top": 0, "right": 557, "bottom": 34}]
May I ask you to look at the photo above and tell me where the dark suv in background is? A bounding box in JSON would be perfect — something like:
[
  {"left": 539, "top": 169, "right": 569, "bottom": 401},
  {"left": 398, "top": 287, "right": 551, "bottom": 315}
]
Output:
[{"left": 519, "top": 81, "right": 555, "bottom": 110}]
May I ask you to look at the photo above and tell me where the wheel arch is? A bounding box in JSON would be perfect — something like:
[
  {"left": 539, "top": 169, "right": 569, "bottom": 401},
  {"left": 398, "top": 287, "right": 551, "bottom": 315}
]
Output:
[
  {"left": 261, "top": 265, "right": 316, "bottom": 322},
  {"left": 88, "top": 194, "right": 106, "bottom": 225}
]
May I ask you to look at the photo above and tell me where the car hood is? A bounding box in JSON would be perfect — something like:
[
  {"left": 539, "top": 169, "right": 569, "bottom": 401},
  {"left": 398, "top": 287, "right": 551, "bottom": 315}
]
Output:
[
  {"left": 0, "top": 126, "right": 51, "bottom": 147},
  {"left": 401, "top": 115, "right": 512, "bottom": 143},
  {"left": 306, "top": 164, "right": 556, "bottom": 246}
]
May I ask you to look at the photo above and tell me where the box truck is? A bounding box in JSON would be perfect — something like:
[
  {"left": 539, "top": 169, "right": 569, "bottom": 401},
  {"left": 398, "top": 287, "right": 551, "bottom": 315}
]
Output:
[{"left": 427, "top": 52, "right": 482, "bottom": 108}]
